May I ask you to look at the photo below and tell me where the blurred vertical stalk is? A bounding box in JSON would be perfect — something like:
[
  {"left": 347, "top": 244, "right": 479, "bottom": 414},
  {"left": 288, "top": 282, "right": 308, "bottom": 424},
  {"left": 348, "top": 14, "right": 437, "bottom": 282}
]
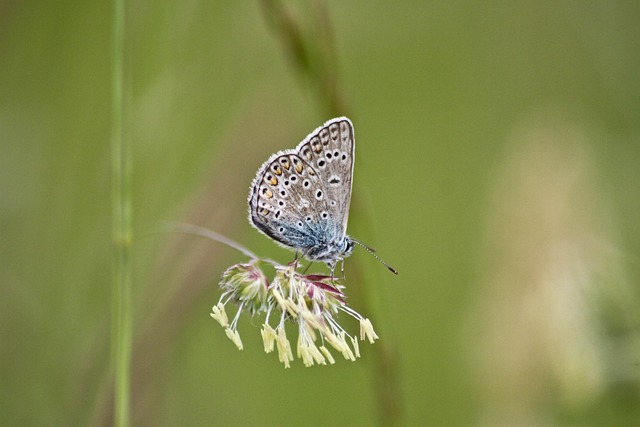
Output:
[
  {"left": 261, "top": 1, "right": 403, "bottom": 425},
  {"left": 470, "top": 108, "right": 635, "bottom": 425},
  {"left": 110, "top": 0, "right": 132, "bottom": 425},
  {"left": 260, "top": 0, "right": 347, "bottom": 115}
]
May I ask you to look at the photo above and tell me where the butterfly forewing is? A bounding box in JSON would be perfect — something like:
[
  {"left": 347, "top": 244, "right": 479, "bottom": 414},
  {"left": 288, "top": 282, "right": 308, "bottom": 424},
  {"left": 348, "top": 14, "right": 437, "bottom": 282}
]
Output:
[
  {"left": 296, "top": 119, "right": 354, "bottom": 232},
  {"left": 248, "top": 117, "right": 355, "bottom": 256}
]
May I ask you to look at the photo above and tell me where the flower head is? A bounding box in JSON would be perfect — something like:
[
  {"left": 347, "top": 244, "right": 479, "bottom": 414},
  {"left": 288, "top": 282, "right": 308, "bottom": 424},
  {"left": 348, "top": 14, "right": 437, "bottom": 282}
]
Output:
[
  {"left": 211, "top": 262, "right": 378, "bottom": 367},
  {"left": 219, "top": 262, "right": 268, "bottom": 316}
]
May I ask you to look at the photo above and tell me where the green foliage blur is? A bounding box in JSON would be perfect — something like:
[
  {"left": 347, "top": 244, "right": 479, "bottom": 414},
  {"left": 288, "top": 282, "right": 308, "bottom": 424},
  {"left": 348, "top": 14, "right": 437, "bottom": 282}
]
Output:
[{"left": 1, "top": 1, "right": 639, "bottom": 426}]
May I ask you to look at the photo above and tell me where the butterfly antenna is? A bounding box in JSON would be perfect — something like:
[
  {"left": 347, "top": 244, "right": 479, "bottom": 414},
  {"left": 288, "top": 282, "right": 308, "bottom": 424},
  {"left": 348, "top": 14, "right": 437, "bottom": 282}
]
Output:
[{"left": 352, "top": 238, "right": 398, "bottom": 275}]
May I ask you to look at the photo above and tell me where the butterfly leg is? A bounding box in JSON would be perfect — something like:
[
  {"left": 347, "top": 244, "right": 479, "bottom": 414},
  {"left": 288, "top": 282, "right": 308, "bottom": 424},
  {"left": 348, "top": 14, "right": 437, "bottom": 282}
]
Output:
[
  {"left": 288, "top": 252, "right": 300, "bottom": 270},
  {"left": 327, "top": 261, "right": 337, "bottom": 282},
  {"left": 302, "top": 262, "right": 313, "bottom": 274},
  {"left": 298, "top": 249, "right": 314, "bottom": 273}
]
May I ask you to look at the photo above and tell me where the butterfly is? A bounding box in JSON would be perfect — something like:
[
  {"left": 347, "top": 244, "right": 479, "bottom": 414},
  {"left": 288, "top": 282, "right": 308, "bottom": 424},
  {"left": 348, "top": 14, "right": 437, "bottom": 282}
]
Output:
[{"left": 248, "top": 117, "right": 396, "bottom": 274}]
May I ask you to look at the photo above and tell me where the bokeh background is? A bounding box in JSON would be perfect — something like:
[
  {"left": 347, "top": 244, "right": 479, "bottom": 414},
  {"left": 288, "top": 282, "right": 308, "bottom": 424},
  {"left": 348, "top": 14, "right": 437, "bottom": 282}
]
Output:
[{"left": 2, "top": 1, "right": 639, "bottom": 426}]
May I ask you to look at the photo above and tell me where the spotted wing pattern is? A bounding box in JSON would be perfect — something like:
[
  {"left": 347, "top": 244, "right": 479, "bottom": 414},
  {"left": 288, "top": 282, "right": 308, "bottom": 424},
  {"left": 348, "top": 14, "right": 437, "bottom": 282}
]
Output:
[{"left": 248, "top": 117, "right": 355, "bottom": 259}]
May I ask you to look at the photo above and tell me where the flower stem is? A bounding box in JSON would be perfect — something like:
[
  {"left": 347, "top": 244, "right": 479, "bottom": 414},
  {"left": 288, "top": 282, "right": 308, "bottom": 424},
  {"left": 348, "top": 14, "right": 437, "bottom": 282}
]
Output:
[
  {"left": 111, "top": 0, "right": 132, "bottom": 425},
  {"left": 161, "top": 222, "right": 282, "bottom": 267}
]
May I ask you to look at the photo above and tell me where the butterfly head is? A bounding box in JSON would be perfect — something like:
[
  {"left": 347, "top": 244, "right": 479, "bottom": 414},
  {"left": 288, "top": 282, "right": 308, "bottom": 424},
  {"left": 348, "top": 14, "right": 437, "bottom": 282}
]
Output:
[
  {"left": 314, "top": 235, "right": 353, "bottom": 272},
  {"left": 305, "top": 234, "right": 354, "bottom": 264},
  {"left": 341, "top": 236, "right": 355, "bottom": 258},
  {"left": 317, "top": 236, "right": 397, "bottom": 275}
]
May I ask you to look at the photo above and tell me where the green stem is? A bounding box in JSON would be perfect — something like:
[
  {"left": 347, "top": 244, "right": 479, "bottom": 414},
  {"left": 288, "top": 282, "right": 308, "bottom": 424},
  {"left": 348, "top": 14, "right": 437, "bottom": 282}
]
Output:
[
  {"left": 111, "top": 0, "right": 132, "bottom": 425},
  {"left": 260, "top": 2, "right": 403, "bottom": 425}
]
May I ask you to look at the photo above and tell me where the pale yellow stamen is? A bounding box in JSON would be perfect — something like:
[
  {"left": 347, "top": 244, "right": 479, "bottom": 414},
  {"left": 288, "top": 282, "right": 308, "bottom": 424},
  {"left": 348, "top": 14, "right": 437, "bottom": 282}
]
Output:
[
  {"left": 261, "top": 324, "right": 277, "bottom": 353},
  {"left": 360, "top": 318, "right": 379, "bottom": 343},
  {"left": 210, "top": 303, "right": 228, "bottom": 327},
  {"left": 225, "top": 328, "right": 243, "bottom": 351},
  {"left": 319, "top": 346, "right": 336, "bottom": 364}
]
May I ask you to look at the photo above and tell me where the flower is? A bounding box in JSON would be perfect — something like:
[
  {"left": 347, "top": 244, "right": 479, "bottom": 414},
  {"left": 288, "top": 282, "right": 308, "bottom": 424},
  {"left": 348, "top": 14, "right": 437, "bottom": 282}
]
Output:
[
  {"left": 218, "top": 262, "right": 268, "bottom": 316},
  {"left": 211, "top": 262, "right": 378, "bottom": 367}
]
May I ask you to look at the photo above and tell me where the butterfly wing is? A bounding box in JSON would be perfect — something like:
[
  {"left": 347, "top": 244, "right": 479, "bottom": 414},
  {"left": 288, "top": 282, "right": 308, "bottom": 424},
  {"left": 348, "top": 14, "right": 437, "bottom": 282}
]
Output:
[
  {"left": 294, "top": 117, "right": 355, "bottom": 234},
  {"left": 248, "top": 117, "right": 355, "bottom": 257}
]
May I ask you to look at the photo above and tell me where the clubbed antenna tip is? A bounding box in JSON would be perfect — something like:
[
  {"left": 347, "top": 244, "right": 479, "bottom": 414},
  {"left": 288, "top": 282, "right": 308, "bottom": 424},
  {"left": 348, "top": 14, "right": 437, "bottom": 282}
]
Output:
[{"left": 352, "top": 238, "right": 398, "bottom": 275}]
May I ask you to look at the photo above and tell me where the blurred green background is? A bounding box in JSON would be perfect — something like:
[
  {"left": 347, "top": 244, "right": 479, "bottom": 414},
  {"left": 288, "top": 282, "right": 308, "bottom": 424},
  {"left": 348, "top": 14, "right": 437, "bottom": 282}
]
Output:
[{"left": 2, "top": 1, "right": 639, "bottom": 426}]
